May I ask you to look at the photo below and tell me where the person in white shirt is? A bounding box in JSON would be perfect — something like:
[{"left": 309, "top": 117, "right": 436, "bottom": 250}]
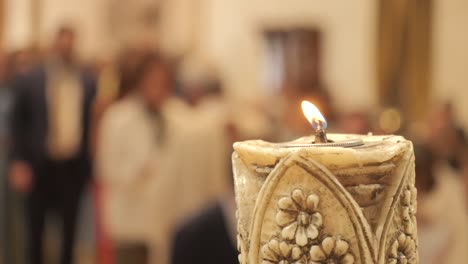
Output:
[{"left": 97, "top": 52, "right": 180, "bottom": 264}]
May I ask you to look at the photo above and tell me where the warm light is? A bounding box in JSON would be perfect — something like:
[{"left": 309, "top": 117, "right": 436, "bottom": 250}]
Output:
[
  {"left": 379, "top": 108, "right": 401, "bottom": 133},
  {"left": 301, "top": 100, "right": 327, "bottom": 130}
]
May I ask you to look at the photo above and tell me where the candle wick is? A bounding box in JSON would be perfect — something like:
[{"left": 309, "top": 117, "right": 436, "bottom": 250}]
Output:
[
  {"left": 315, "top": 120, "right": 324, "bottom": 130},
  {"left": 314, "top": 120, "right": 328, "bottom": 143}
]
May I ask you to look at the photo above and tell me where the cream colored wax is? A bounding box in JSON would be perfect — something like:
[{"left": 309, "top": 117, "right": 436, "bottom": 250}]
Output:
[{"left": 232, "top": 134, "right": 418, "bottom": 264}]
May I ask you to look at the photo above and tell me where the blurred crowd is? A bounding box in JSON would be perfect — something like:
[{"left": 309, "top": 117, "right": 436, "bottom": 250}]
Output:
[{"left": 0, "top": 25, "right": 467, "bottom": 264}]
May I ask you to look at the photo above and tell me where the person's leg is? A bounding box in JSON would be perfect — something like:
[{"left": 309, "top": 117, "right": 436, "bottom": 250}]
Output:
[
  {"left": 27, "top": 192, "right": 47, "bottom": 264},
  {"left": 58, "top": 186, "right": 82, "bottom": 264},
  {"left": 5, "top": 190, "right": 29, "bottom": 264}
]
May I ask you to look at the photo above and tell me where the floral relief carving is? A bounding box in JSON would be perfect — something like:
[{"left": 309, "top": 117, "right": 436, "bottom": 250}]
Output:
[
  {"left": 400, "top": 185, "right": 417, "bottom": 236},
  {"left": 309, "top": 237, "right": 355, "bottom": 264},
  {"left": 276, "top": 189, "right": 323, "bottom": 247},
  {"left": 384, "top": 184, "right": 419, "bottom": 263},
  {"left": 261, "top": 189, "right": 355, "bottom": 264},
  {"left": 387, "top": 233, "right": 417, "bottom": 264},
  {"left": 261, "top": 239, "right": 304, "bottom": 264}
]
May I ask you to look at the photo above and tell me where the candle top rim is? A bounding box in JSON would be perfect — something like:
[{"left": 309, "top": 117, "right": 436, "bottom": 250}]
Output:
[
  {"left": 235, "top": 133, "right": 406, "bottom": 146},
  {"left": 233, "top": 134, "right": 412, "bottom": 166}
]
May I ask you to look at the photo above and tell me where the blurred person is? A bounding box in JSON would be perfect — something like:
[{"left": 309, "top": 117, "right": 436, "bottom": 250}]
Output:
[
  {"left": 169, "top": 56, "right": 232, "bottom": 220},
  {"left": 2, "top": 48, "right": 40, "bottom": 264},
  {"left": 9, "top": 26, "right": 96, "bottom": 264},
  {"left": 9, "top": 48, "right": 40, "bottom": 78},
  {"left": 427, "top": 103, "right": 467, "bottom": 171},
  {"left": 415, "top": 145, "right": 468, "bottom": 263},
  {"left": 97, "top": 52, "right": 178, "bottom": 264},
  {"left": 98, "top": 52, "right": 243, "bottom": 264},
  {"left": 90, "top": 47, "right": 154, "bottom": 156},
  {"left": 177, "top": 56, "right": 222, "bottom": 107},
  {"left": 0, "top": 51, "right": 21, "bottom": 264},
  {"left": 171, "top": 106, "right": 272, "bottom": 264},
  {"left": 90, "top": 48, "right": 145, "bottom": 264},
  {"left": 0, "top": 51, "right": 10, "bottom": 250}
]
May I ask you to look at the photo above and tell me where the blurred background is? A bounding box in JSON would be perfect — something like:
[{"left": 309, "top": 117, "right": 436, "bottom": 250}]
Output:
[{"left": 0, "top": 0, "right": 467, "bottom": 263}]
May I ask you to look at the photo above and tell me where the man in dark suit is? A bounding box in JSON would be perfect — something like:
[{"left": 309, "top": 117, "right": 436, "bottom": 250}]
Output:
[
  {"left": 171, "top": 203, "right": 238, "bottom": 264},
  {"left": 8, "top": 26, "right": 96, "bottom": 264}
]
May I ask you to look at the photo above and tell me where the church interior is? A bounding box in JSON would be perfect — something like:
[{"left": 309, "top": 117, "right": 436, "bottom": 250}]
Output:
[{"left": 0, "top": 0, "right": 467, "bottom": 263}]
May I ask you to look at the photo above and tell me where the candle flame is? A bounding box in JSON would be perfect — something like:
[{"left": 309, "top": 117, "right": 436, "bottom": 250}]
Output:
[{"left": 301, "top": 100, "right": 327, "bottom": 130}]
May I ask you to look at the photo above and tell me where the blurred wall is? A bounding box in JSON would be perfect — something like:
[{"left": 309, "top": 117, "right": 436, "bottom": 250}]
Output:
[
  {"left": 432, "top": 0, "right": 468, "bottom": 128},
  {"left": 3, "top": 0, "right": 114, "bottom": 59},
  {"left": 3, "top": 0, "right": 467, "bottom": 122},
  {"left": 3, "top": 0, "right": 34, "bottom": 50},
  {"left": 182, "top": 0, "right": 378, "bottom": 111},
  {"left": 158, "top": 0, "right": 200, "bottom": 56},
  {"left": 38, "top": 0, "right": 110, "bottom": 59}
]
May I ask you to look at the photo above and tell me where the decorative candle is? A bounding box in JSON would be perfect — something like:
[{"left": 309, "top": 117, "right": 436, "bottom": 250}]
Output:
[{"left": 232, "top": 101, "right": 418, "bottom": 264}]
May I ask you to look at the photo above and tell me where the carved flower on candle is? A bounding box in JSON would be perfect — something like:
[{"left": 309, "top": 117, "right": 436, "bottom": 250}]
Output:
[
  {"left": 387, "top": 233, "right": 417, "bottom": 264},
  {"left": 261, "top": 238, "right": 304, "bottom": 264},
  {"left": 401, "top": 185, "right": 417, "bottom": 236},
  {"left": 309, "top": 237, "right": 355, "bottom": 264},
  {"left": 276, "top": 189, "right": 323, "bottom": 247}
]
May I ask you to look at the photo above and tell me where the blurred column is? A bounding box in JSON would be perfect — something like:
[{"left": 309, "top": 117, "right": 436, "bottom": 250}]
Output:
[
  {"left": 432, "top": 0, "right": 468, "bottom": 127},
  {"left": 377, "top": 0, "right": 433, "bottom": 122}
]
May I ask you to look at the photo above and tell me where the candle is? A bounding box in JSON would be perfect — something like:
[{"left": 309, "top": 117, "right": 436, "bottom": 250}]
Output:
[{"left": 232, "top": 101, "right": 418, "bottom": 264}]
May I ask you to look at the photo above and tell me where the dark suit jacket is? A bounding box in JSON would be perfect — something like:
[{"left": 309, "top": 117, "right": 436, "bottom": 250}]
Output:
[
  {"left": 10, "top": 64, "right": 96, "bottom": 182},
  {"left": 171, "top": 204, "right": 238, "bottom": 264}
]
